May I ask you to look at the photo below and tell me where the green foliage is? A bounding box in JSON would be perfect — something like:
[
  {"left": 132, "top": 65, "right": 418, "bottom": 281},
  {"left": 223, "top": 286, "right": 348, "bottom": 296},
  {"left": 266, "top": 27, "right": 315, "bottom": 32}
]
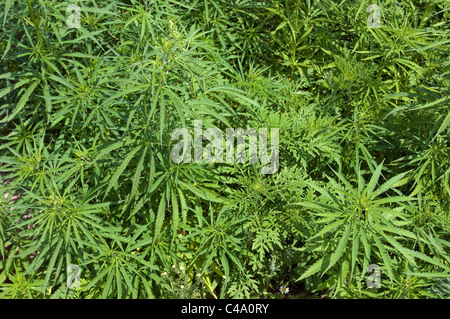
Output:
[{"left": 0, "top": 0, "right": 448, "bottom": 299}]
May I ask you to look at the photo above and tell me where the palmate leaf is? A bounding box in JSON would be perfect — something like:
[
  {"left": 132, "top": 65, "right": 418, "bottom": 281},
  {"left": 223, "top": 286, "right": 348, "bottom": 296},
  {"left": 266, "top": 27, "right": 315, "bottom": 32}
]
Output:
[
  {"left": 178, "top": 188, "right": 188, "bottom": 228},
  {"left": 116, "top": 264, "right": 123, "bottom": 299},
  {"left": 405, "top": 250, "right": 450, "bottom": 273},
  {"left": 323, "top": 223, "right": 351, "bottom": 274},
  {"left": 205, "top": 86, "right": 261, "bottom": 110},
  {"left": 421, "top": 230, "right": 450, "bottom": 264},
  {"left": 101, "top": 267, "right": 115, "bottom": 299},
  {"left": 222, "top": 246, "right": 244, "bottom": 273},
  {"left": 121, "top": 146, "right": 148, "bottom": 215},
  {"left": 372, "top": 235, "right": 394, "bottom": 282},
  {"left": 128, "top": 196, "right": 147, "bottom": 221},
  {"left": 377, "top": 229, "right": 416, "bottom": 266},
  {"left": 365, "top": 160, "right": 384, "bottom": 197},
  {"left": 3, "top": 0, "right": 15, "bottom": 26},
  {"left": 94, "top": 138, "right": 132, "bottom": 162},
  {"left": 405, "top": 272, "right": 450, "bottom": 278},
  {"left": 298, "top": 256, "right": 329, "bottom": 281},
  {"left": 219, "top": 252, "right": 230, "bottom": 299},
  {"left": 293, "top": 200, "right": 343, "bottom": 215},
  {"left": 104, "top": 145, "right": 141, "bottom": 196},
  {"left": 186, "top": 98, "right": 233, "bottom": 127},
  {"left": 371, "top": 171, "right": 410, "bottom": 199},
  {"left": 1, "top": 80, "right": 40, "bottom": 123},
  {"left": 119, "top": 266, "right": 134, "bottom": 296},
  {"left": 178, "top": 180, "right": 226, "bottom": 203},
  {"left": 171, "top": 188, "right": 179, "bottom": 242},
  {"left": 0, "top": 77, "right": 31, "bottom": 100},
  {"left": 153, "top": 195, "right": 166, "bottom": 242},
  {"left": 350, "top": 223, "right": 360, "bottom": 281},
  {"left": 435, "top": 110, "right": 450, "bottom": 140},
  {"left": 43, "top": 239, "right": 63, "bottom": 292},
  {"left": 159, "top": 91, "right": 166, "bottom": 145},
  {"left": 201, "top": 249, "right": 217, "bottom": 276},
  {"left": 163, "top": 87, "right": 186, "bottom": 128},
  {"left": 84, "top": 266, "right": 109, "bottom": 293},
  {"left": 309, "top": 218, "right": 346, "bottom": 240}
]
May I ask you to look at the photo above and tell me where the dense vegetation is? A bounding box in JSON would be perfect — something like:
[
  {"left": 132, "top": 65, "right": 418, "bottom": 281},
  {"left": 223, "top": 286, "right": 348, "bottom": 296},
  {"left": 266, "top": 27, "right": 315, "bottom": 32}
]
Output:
[{"left": 0, "top": 0, "right": 449, "bottom": 299}]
